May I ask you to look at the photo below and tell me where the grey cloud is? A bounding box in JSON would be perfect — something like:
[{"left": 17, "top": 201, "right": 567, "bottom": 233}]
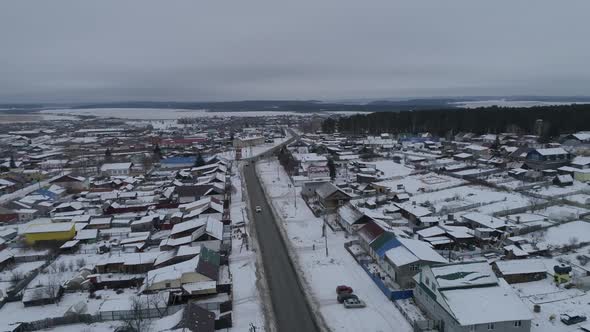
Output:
[{"left": 1, "top": 0, "right": 590, "bottom": 102}]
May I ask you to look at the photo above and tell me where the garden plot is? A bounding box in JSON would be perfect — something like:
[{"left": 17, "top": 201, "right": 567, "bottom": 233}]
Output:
[
  {"left": 374, "top": 172, "right": 465, "bottom": 195},
  {"left": 525, "top": 221, "right": 590, "bottom": 248},
  {"left": 511, "top": 278, "right": 590, "bottom": 332},
  {"left": 409, "top": 185, "right": 531, "bottom": 215}
]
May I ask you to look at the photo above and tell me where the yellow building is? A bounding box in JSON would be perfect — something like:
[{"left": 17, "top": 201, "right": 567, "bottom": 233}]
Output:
[{"left": 24, "top": 222, "right": 76, "bottom": 245}]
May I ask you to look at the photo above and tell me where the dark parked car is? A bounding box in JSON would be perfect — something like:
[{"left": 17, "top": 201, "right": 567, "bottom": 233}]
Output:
[
  {"left": 343, "top": 298, "right": 366, "bottom": 309},
  {"left": 337, "top": 293, "right": 358, "bottom": 303},
  {"left": 114, "top": 327, "right": 137, "bottom": 332},
  {"left": 336, "top": 285, "right": 353, "bottom": 295},
  {"left": 561, "top": 313, "right": 587, "bottom": 325}
]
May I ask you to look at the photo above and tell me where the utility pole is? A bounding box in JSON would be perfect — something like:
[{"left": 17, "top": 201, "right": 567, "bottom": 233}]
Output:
[
  {"left": 323, "top": 214, "right": 329, "bottom": 257},
  {"left": 294, "top": 187, "right": 297, "bottom": 208}
]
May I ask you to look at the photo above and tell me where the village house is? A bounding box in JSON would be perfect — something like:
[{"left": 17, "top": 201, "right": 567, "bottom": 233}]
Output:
[
  {"left": 525, "top": 147, "right": 572, "bottom": 170},
  {"left": 49, "top": 174, "right": 88, "bottom": 192},
  {"left": 414, "top": 261, "right": 533, "bottom": 332},
  {"left": 23, "top": 222, "right": 76, "bottom": 245},
  {"left": 143, "top": 246, "right": 220, "bottom": 293},
  {"left": 100, "top": 162, "right": 133, "bottom": 176},
  {"left": 314, "top": 182, "right": 352, "bottom": 212},
  {"left": 336, "top": 203, "right": 374, "bottom": 234},
  {"left": 382, "top": 237, "right": 447, "bottom": 289},
  {"left": 491, "top": 259, "right": 547, "bottom": 284},
  {"left": 233, "top": 135, "right": 265, "bottom": 148}
]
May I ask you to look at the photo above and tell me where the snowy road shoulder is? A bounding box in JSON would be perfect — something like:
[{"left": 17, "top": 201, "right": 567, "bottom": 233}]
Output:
[{"left": 256, "top": 159, "right": 413, "bottom": 332}]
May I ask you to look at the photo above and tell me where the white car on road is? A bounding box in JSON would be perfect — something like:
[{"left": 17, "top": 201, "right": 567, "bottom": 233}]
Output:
[{"left": 255, "top": 206, "right": 262, "bottom": 213}]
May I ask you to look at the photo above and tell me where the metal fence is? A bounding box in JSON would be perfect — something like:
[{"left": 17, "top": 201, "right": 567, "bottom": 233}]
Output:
[
  {"left": 21, "top": 305, "right": 184, "bottom": 331},
  {"left": 97, "top": 304, "right": 183, "bottom": 321}
]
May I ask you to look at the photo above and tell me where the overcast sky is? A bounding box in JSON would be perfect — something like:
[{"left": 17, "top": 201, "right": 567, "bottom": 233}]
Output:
[{"left": 1, "top": 0, "right": 590, "bottom": 103}]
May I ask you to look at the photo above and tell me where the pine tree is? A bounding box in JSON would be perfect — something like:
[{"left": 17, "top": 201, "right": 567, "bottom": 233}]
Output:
[
  {"left": 105, "top": 148, "right": 112, "bottom": 162},
  {"left": 153, "top": 144, "right": 162, "bottom": 160},
  {"left": 327, "top": 158, "right": 336, "bottom": 180},
  {"left": 194, "top": 152, "right": 205, "bottom": 167}
]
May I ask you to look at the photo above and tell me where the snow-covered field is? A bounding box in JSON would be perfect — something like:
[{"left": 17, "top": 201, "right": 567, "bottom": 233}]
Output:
[
  {"left": 256, "top": 159, "right": 412, "bottom": 332},
  {"left": 451, "top": 99, "right": 590, "bottom": 108},
  {"left": 407, "top": 183, "right": 532, "bottom": 215},
  {"left": 40, "top": 108, "right": 309, "bottom": 120},
  {"left": 0, "top": 113, "right": 78, "bottom": 123},
  {"left": 228, "top": 163, "right": 266, "bottom": 331},
  {"left": 371, "top": 160, "right": 413, "bottom": 179}
]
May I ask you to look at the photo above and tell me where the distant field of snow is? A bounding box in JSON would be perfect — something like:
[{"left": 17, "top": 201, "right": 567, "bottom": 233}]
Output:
[
  {"left": 451, "top": 99, "right": 590, "bottom": 108},
  {"left": 0, "top": 113, "right": 78, "bottom": 123},
  {"left": 40, "top": 108, "right": 311, "bottom": 120}
]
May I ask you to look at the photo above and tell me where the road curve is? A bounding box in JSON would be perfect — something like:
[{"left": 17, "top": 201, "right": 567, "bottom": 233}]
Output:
[{"left": 243, "top": 159, "right": 320, "bottom": 332}]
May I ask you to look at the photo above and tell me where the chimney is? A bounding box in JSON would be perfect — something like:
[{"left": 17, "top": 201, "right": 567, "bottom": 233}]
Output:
[{"left": 516, "top": 216, "right": 521, "bottom": 224}]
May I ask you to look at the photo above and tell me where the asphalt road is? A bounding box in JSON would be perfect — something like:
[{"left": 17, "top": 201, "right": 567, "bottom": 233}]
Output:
[{"left": 243, "top": 161, "right": 320, "bottom": 332}]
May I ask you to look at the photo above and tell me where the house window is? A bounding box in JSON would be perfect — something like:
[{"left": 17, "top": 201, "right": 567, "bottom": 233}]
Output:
[
  {"left": 514, "top": 321, "right": 522, "bottom": 327},
  {"left": 165, "top": 282, "right": 171, "bottom": 288},
  {"left": 410, "top": 264, "right": 419, "bottom": 271},
  {"left": 425, "top": 277, "right": 430, "bottom": 286},
  {"left": 487, "top": 323, "right": 495, "bottom": 330},
  {"left": 469, "top": 325, "right": 476, "bottom": 332}
]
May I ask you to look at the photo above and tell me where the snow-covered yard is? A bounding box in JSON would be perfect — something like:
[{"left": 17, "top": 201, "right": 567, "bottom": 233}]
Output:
[
  {"left": 0, "top": 260, "right": 45, "bottom": 297},
  {"left": 525, "top": 180, "right": 590, "bottom": 198},
  {"left": 257, "top": 159, "right": 413, "bottom": 332},
  {"left": 371, "top": 160, "right": 413, "bottom": 179},
  {"left": 373, "top": 172, "right": 465, "bottom": 195},
  {"left": 525, "top": 221, "right": 590, "bottom": 248},
  {"left": 407, "top": 183, "right": 532, "bottom": 215},
  {"left": 512, "top": 278, "right": 590, "bottom": 332},
  {"left": 29, "top": 254, "right": 103, "bottom": 289},
  {"left": 0, "top": 289, "right": 133, "bottom": 325}
]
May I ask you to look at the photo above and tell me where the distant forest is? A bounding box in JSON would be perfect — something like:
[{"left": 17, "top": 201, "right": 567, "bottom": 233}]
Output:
[{"left": 322, "top": 105, "right": 590, "bottom": 139}]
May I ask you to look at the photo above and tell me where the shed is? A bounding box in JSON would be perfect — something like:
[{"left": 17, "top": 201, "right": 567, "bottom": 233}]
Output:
[{"left": 492, "top": 259, "right": 547, "bottom": 284}]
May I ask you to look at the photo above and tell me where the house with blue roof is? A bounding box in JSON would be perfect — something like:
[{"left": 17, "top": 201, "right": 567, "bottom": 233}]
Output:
[{"left": 161, "top": 156, "right": 196, "bottom": 169}]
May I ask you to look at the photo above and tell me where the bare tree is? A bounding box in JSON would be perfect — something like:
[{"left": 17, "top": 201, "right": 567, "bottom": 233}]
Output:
[
  {"left": 45, "top": 273, "right": 61, "bottom": 304},
  {"left": 529, "top": 229, "right": 546, "bottom": 249},
  {"left": 9, "top": 270, "right": 24, "bottom": 287},
  {"left": 122, "top": 296, "right": 151, "bottom": 332},
  {"left": 76, "top": 258, "right": 87, "bottom": 269},
  {"left": 528, "top": 196, "right": 543, "bottom": 212},
  {"left": 569, "top": 236, "right": 580, "bottom": 249},
  {"left": 147, "top": 292, "right": 168, "bottom": 318}
]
